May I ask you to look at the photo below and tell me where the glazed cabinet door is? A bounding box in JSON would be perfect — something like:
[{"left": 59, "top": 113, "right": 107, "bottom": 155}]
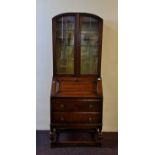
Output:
[
  {"left": 52, "top": 13, "right": 103, "bottom": 77},
  {"left": 79, "top": 15, "right": 102, "bottom": 75},
  {"left": 53, "top": 14, "right": 75, "bottom": 75}
]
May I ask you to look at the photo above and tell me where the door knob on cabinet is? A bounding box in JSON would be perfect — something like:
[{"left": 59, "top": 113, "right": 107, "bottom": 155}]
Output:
[{"left": 60, "top": 104, "right": 64, "bottom": 108}]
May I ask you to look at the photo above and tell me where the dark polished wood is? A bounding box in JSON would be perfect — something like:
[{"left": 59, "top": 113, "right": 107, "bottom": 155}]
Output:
[
  {"left": 52, "top": 99, "right": 102, "bottom": 112},
  {"left": 50, "top": 12, "right": 103, "bottom": 146},
  {"left": 51, "top": 112, "right": 101, "bottom": 123}
]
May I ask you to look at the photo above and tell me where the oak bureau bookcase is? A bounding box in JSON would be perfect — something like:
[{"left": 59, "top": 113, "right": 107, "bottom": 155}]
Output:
[{"left": 50, "top": 12, "right": 103, "bottom": 146}]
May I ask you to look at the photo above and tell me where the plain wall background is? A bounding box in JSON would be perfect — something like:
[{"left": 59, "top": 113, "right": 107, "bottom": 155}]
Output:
[{"left": 36, "top": 0, "right": 118, "bottom": 131}]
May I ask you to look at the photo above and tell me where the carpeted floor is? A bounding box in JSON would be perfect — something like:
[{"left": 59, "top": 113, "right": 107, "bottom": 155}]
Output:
[{"left": 36, "top": 131, "right": 118, "bottom": 155}]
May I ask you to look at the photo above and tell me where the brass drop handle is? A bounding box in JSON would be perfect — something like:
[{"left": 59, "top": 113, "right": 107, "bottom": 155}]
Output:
[
  {"left": 89, "top": 104, "right": 93, "bottom": 108},
  {"left": 60, "top": 117, "right": 64, "bottom": 121},
  {"left": 60, "top": 104, "right": 64, "bottom": 108},
  {"left": 89, "top": 117, "right": 92, "bottom": 121}
]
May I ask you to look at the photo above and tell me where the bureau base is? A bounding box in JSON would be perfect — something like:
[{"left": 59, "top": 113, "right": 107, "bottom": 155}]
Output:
[
  {"left": 50, "top": 129, "right": 103, "bottom": 147},
  {"left": 50, "top": 79, "right": 103, "bottom": 147}
]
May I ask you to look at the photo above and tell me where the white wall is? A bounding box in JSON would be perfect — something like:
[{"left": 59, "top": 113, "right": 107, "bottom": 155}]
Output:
[{"left": 36, "top": 0, "right": 118, "bottom": 131}]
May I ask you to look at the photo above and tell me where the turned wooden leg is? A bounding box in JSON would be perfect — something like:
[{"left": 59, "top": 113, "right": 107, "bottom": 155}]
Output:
[
  {"left": 50, "top": 128, "right": 57, "bottom": 144},
  {"left": 96, "top": 128, "right": 103, "bottom": 144}
]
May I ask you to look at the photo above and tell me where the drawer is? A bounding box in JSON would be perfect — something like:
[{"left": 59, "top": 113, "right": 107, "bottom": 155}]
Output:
[
  {"left": 51, "top": 99, "right": 102, "bottom": 112},
  {"left": 51, "top": 112, "right": 101, "bottom": 123}
]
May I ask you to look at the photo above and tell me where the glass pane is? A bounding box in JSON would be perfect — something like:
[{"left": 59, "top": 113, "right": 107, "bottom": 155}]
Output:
[
  {"left": 80, "top": 16, "right": 99, "bottom": 74},
  {"left": 81, "top": 46, "right": 98, "bottom": 74},
  {"left": 56, "top": 16, "right": 75, "bottom": 74}
]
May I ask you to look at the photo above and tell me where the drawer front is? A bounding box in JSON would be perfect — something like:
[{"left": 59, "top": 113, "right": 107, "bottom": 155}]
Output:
[
  {"left": 51, "top": 99, "right": 102, "bottom": 112},
  {"left": 51, "top": 112, "right": 101, "bottom": 123}
]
